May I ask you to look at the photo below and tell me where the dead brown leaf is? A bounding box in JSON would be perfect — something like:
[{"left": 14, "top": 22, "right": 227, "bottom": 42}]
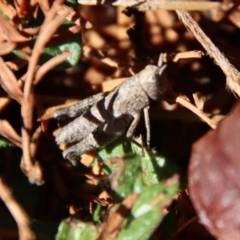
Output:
[
  {"left": 0, "top": 0, "right": 17, "bottom": 19},
  {"left": 0, "top": 119, "right": 22, "bottom": 147},
  {"left": 189, "top": 100, "right": 240, "bottom": 240},
  {"left": 0, "top": 57, "right": 23, "bottom": 103},
  {"left": 0, "top": 14, "right": 30, "bottom": 42},
  {"left": 0, "top": 42, "right": 16, "bottom": 56}
]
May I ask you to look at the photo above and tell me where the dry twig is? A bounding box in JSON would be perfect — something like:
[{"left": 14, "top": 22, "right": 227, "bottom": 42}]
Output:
[
  {"left": 78, "top": 0, "right": 220, "bottom": 11},
  {"left": 0, "top": 178, "right": 35, "bottom": 240},
  {"left": 21, "top": 1, "right": 70, "bottom": 182},
  {"left": 34, "top": 51, "right": 71, "bottom": 85},
  {"left": 0, "top": 120, "right": 22, "bottom": 147},
  {"left": 176, "top": 95, "right": 217, "bottom": 129},
  {"left": 176, "top": 10, "right": 240, "bottom": 97},
  {"left": 0, "top": 57, "right": 23, "bottom": 103}
]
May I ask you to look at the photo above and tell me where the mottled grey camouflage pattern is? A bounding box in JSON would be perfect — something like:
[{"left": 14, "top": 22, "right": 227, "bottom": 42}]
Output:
[{"left": 54, "top": 54, "right": 168, "bottom": 160}]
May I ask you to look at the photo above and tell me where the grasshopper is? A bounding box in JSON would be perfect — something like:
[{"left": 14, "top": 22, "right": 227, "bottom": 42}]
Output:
[{"left": 54, "top": 54, "right": 168, "bottom": 160}]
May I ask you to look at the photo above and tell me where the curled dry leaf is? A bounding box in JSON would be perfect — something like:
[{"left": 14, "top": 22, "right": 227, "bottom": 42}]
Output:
[
  {"left": 101, "top": 77, "right": 126, "bottom": 92},
  {"left": 176, "top": 95, "right": 217, "bottom": 129},
  {"left": 0, "top": 0, "right": 17, "bottom": 19},
  {"left": 34, "top": 51, "right": 72, "bottom": 85},
  {"left": 38, "top": 100, "right": 79, "bottom": 120},
  {"left": 228, "top": 5, "right": 240, "bottom": 28},
  {"left": 37, "top": 0, "right": 51, "bottom": 13},
  {"left": 14, "top": 0, "right": 32, "bottom": 18},
  {"left": 20, "top": 160, "right": 45, "bottom": 186},
  {"left": 0, "top": 119, "right": 22, "bottom": 147},
  {"left": 0, "top": 57, "right": 23, "bottom": 103},
  {"left": 0, "top": 42, "right": 16, "bottom": 56},
  {"left": 189, "top": 100, "right": 240, "bottom": 240},
  {"left": 0, "top": 178, "right": 36, "bottom": 240},
  {"left": 5, "top": 59, "right": 28, "bottom": 71},
  {"left": 0, "top": 14, "right": 30, "bottom": 42}
]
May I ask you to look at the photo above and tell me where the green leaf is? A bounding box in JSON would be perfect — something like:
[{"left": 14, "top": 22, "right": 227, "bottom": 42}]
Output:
[
  {"left": 95, "top": 138, "right": 180, "bottom": 239},
  {"left": 97, "top": 138, "right": 180, "bottom": 200},
  {"left": 133, "top": 146, "right": 180, "bottom": 186},
  {"left": 12, "top": 27, "right": 82, "bottom": 69},
  {"left": 0, "top": 135, "right": 14, "bottom": 148},
  {"left": 116, "top": 178, "right": 179, "bottom": 240},
  {"left": 92, "top": 204, "right": 102, "bottom": 223},
  {"left": 2, "top": 2, "right": 82, "bottom": 69},
  {"left": 56, "top": 219, "right": 99, "bottom": 240},
  {"left": 41, "top": 33, "right": 82, "bottom": 69},
  {"left": 66, "top": 0, "right": 78, "bottom": 5},
  {"left": 98, "top": 137, "right": 133, "bottom": 160}
]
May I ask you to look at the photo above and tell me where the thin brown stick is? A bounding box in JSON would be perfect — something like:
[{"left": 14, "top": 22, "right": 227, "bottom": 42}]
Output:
[
  {"left": 23, "top": 127, "right": 44, "bottom": 185},
  {"left": 0, "top": 42, "right": 16, "bottom": 56},
  {"left": 79, "top": 0, "right": 220, "bottom": 11},
  {"left": 169, "top": 216, "right": 198, "bottom": 240},
  {"left": 0, "top": 178, "right": 35, "bottom": 240},
  {"left": 0, "top": 73, "right": 26, "bottom": 113},
  {"left": 176, "top": 10, "right": 240, "bottom": 97},
  {"left": 135, "top": 0, "right": 221, "bottom": 11},
  {"left": 34, "top": 51, "right": 71, "bottom": 85},
  {"left": 0, "top": 57, "right": 23, "bottom": 103},
  {"left": 176, "top": 95, "right": 217, "bottom": 129},
  {"left": 23, "top": 3, "right": 69, "bottom": 105},
  {"left": 0, "top": 120, "right": 22, "bottom": 147},
  {"left": 21, "top": 2, "right": 70, "bottom": 174},
  {"left": 164, "top": 50, "right": 204, "bottom": 62},
  {"left": 0, "top": 14, "right": 30, "bottom": 42}
]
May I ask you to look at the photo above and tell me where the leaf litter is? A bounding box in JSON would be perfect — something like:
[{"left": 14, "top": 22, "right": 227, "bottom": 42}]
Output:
[{"left": 0, "top": 0, "right": 240, "bottom": 240}]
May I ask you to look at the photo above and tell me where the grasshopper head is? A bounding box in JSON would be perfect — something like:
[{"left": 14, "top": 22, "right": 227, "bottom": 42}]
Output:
[{"left": 139, "top": 63, "right": 168, "bottom": 101}]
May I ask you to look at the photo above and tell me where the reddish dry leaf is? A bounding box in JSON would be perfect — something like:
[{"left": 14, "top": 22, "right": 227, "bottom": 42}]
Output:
[
  {"left": 0, "top": 119, "right": 22, "bottom": 147},
  {"left": 0, "top": 178, "right": 35, "bottom": 240},
  {"left": 0, "top": 0, "right": 17, "bottom": 19},
  {"left": 0, "top": 42, "right": 16, "bottom": 56},
  {"left": 0, "top": 57, "right": 23, "bottom": 103},
  {"left": 21, "top": 26, "right": 40, "bottom": 35},
  {"left": 0, "top": 14, "right": 30, "bottom": 42},
  {"left": 101, "top": 78, "right": 126, "bottom": 92},
  {"left": 6, "top": 59, "right": 27, "bottom": 71},
  {"left": 14, "top": 0, "right": 31, "bottom": 18},
  {"left": 189, "top": 100, "right": 240, "bottom": 240},
  {"left": 34, "top": 51, "right": 71, "bottom": 84},
  {"left": 81, "top": 152, "right": 97, "bottom": 167},
  {"left": 37, "top": 0, "right": 51, "bottom": 12},
  {"left": 38, "top": 100, "right": 79, "bottom": 120},
  {"left": 20, "top": 160, "right": 44, "bottom": 185},
  {"left": 228, "top": 6, "right": 240, "bottom": 28}
]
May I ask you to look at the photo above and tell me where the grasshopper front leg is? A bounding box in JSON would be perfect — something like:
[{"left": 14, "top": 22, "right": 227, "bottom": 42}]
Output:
[
  {"left": 126, "top": 113, "right": 141, "bottom": 139},
  {"left": 143, "top": 107, "right": 151, "bottom": 149},
  {"left": 126, "top": 107, "right": 151, "bottom": 149}
]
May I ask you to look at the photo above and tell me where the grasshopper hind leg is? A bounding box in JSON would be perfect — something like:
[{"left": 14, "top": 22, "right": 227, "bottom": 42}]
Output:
[
  {"left": 63, "top": 127, "right": 123, "bottom": 161},
  {"left": 54, "top": 92, "right": 106, "bottom": 121},
  {"left": 62, "top": 115, "right": 132, "bottom": 161}
]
